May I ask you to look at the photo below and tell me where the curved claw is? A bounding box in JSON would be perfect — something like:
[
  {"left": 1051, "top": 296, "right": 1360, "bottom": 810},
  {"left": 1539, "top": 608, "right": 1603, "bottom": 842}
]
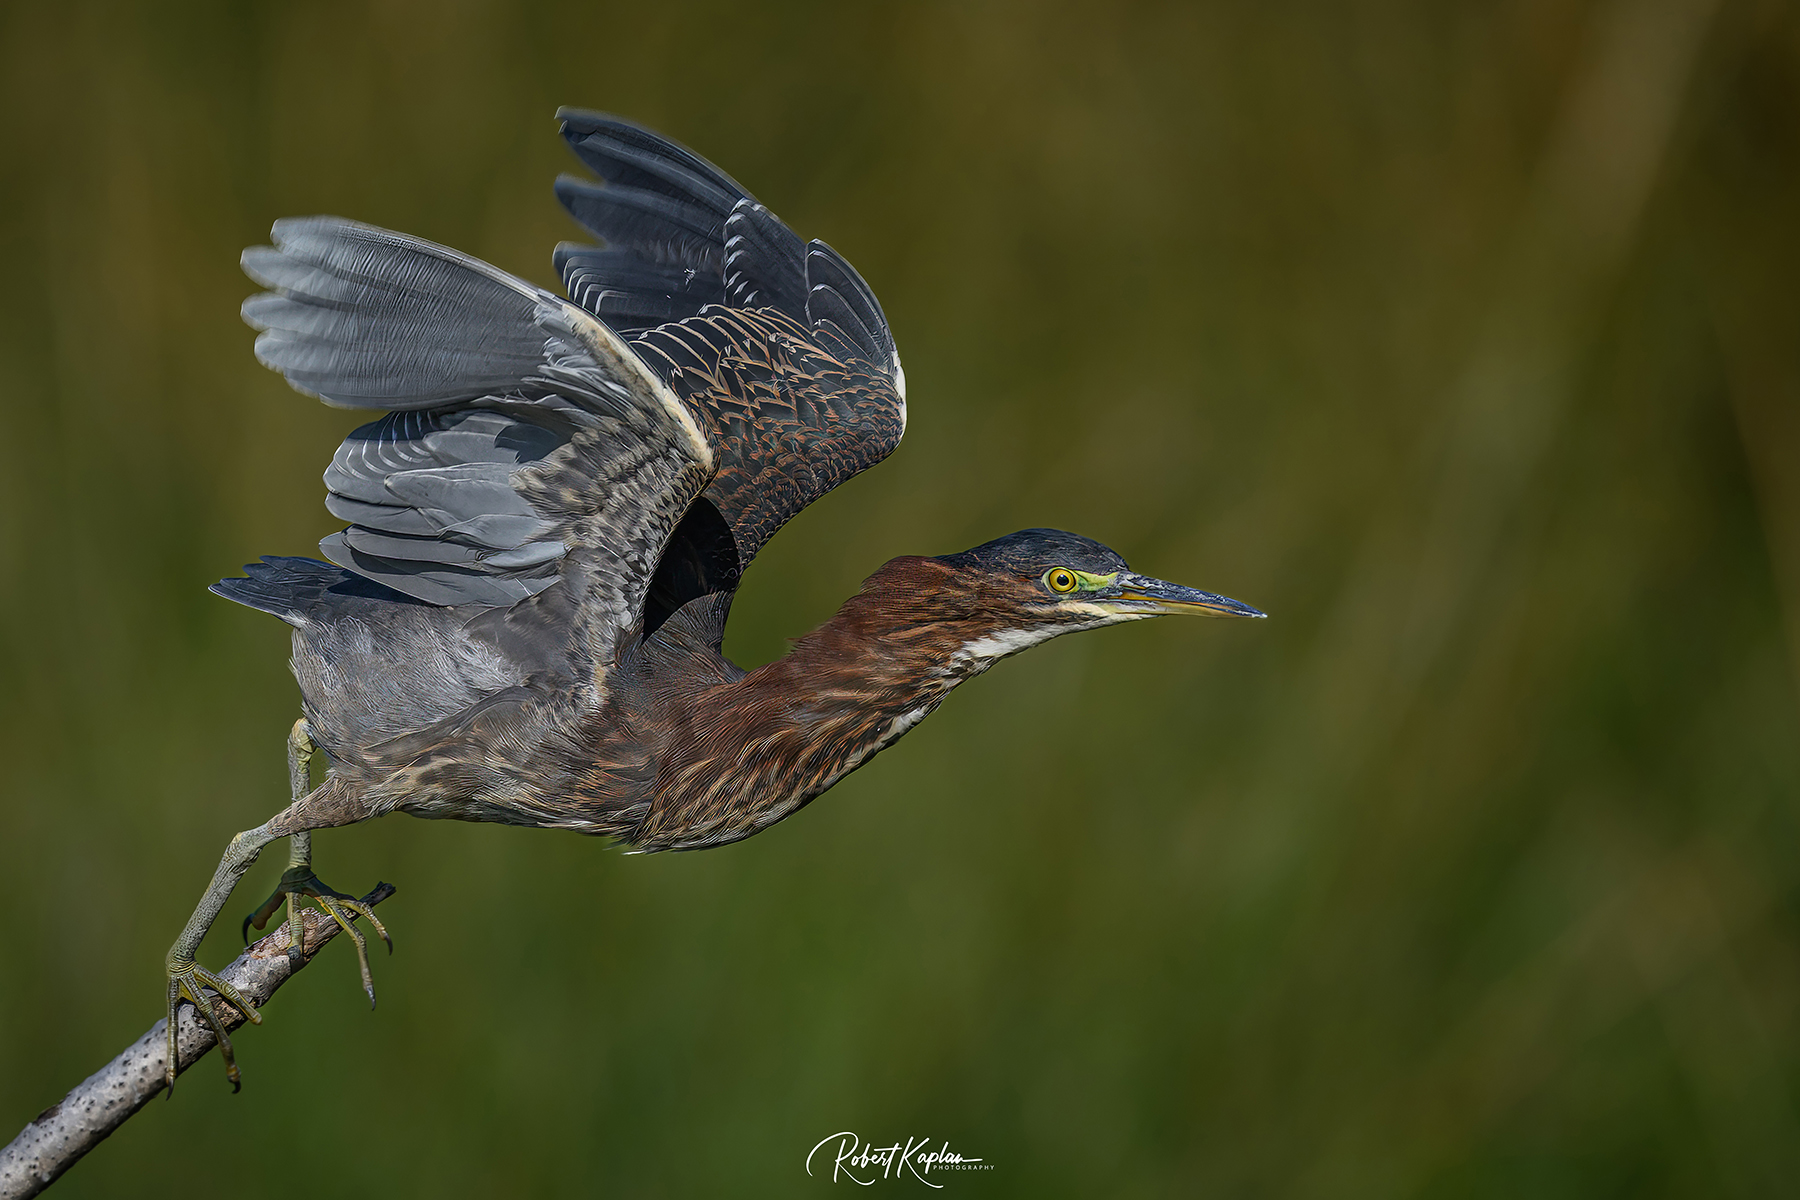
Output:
[
  {"left": 165, "top": 959, "right": 262, "bottom": 1093},
  {"left": 242, "top": 889, "right": 286, "bottom": 946}
]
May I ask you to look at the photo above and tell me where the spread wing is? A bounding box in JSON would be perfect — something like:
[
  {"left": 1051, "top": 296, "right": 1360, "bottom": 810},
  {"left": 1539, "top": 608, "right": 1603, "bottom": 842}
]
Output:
[
  {"left": 238, "top": 216, "right": 715, "bottom": 671},
  {"left": 552, "top": 110, "right": 907, "bottom": 629}
]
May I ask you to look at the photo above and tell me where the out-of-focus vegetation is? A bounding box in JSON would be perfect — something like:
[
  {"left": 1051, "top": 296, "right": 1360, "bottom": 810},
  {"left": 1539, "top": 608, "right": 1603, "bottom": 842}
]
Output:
[{"left": 3, "top": 1, "right": 1799, "bottom": 1195}]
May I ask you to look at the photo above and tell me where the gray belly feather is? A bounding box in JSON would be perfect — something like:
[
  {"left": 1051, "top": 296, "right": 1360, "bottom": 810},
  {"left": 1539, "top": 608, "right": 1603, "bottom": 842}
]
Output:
[{"left": 291, "top": 606, "right": 526, "bottom": 760}]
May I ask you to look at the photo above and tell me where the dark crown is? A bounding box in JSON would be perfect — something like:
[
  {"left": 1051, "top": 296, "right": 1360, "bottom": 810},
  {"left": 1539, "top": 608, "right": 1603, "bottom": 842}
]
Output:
[{"left": 936, "top": 528, "right": 1130, "bottom": 578}]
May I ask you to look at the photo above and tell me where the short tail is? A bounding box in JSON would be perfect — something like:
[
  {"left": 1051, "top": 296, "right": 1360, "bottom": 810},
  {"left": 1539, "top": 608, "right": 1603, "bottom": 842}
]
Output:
[{"left": 209, "top": 556, "right": 355, "bottom": 627}]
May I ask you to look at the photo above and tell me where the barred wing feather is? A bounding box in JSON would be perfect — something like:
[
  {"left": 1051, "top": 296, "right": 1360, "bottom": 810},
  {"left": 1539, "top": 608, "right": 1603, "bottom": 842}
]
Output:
[{"left": 553, "top": 111, "right": 907, "bottom": 625}]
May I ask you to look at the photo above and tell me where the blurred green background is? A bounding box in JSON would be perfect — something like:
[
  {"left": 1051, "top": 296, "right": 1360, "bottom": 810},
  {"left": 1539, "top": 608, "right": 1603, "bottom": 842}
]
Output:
[{"left": 4, "top": 0, "right": 1800, "bottom": 1195}]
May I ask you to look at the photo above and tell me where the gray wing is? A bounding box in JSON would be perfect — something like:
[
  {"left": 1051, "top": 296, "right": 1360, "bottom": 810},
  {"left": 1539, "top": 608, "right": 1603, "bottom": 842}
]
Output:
[{"left": 241, "top": 217, "right": 715, "bottom": 668}]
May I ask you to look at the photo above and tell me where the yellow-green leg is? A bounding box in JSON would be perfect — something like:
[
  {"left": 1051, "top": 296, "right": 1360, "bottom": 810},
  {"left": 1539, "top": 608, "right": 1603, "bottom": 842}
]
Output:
[
  {"left": 241, "top": 719, "right": 391, "bottom": 1005},
  {"left": 164, "top": 821, "right": 277, "bottom": 1091},
  {"left": 164, "top": 720, "right": 316, "bottom": 1090},
  {"left": 164, "top": 717, "right": 390, "bottom": 1093}
]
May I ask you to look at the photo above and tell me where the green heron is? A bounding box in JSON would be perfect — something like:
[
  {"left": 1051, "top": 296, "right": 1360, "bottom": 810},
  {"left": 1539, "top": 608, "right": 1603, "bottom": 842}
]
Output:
[{"left": 165, "top": 109, "right": 1264, "bottom": 1090}]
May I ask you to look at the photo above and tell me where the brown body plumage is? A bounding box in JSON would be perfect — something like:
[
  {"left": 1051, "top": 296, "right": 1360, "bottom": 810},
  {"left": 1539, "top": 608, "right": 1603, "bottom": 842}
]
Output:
[{"left": 283, "top": 556, "right": 1047, "bottom": 851}]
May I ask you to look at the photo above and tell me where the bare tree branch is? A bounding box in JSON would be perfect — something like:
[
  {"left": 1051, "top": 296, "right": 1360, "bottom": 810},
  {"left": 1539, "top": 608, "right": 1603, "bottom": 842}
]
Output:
[{"left": 0, "top": 884, "right": 396, "bottom": 1200}]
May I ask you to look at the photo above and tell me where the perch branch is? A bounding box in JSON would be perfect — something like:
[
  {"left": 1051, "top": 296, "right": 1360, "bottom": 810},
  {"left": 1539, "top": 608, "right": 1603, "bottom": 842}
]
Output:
[{"left": 0, "top": 883, "right": 396, "bottom": 1200}]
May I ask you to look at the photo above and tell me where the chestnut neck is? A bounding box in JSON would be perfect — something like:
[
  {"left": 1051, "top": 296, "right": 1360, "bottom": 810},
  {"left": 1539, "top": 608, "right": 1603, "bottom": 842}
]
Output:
[{"left": 739, "top": 555, "right": 1001, "bottom": 717}]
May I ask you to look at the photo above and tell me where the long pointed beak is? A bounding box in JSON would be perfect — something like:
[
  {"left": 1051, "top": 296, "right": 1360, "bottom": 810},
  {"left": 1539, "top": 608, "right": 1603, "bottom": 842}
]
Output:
[{"left": 1105, "top": 572, "right": 1266, "bottom": 618}]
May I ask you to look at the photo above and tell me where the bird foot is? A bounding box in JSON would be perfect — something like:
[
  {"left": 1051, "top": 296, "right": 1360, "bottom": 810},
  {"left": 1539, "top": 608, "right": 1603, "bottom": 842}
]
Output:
[
  {"left": 165, "top": 956, "right": 261, "bottom": 1092},
  {"left": 243, "top": 866, "right": 393, "bottom": 1007}
]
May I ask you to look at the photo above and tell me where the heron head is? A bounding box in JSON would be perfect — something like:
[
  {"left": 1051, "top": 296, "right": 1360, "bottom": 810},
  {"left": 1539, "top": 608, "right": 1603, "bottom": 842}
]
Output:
[{"left": 923, "top": 528, "right": 1263, "bottom": 666}]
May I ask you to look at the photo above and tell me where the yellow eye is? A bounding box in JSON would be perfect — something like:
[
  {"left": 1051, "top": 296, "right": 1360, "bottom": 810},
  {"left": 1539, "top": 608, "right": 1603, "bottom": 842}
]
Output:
[{"left": 1045, "top": 567, "right": 1079, "bottom": 594}]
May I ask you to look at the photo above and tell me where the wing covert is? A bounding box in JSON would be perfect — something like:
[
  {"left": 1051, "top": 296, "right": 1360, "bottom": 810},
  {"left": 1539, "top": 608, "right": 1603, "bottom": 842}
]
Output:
[{"left": 552, "top": 111, "right": 907, "bottom": 606}]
